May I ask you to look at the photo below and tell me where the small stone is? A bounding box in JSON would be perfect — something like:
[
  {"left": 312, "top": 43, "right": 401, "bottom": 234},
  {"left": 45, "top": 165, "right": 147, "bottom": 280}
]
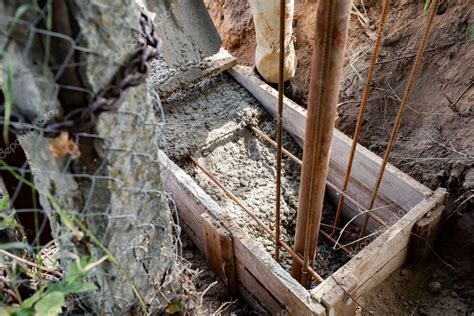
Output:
[
  {"left": 183, "top": 251, "right": 194, "bottom": 260},
  {"left": 400, "top": 268, "right": 409, "bottom": 276},
  {"left": 450, "top": 291, "right": 458, "bottom": 298},
  {"left": 436, "top": 169, "right": 446, "bottom": 179},
  {"left": 428, "top": 281, "right": 442, "bottom": 294},
  {"left": 418, "top": 308, "right": 427, "bottom": 315}
]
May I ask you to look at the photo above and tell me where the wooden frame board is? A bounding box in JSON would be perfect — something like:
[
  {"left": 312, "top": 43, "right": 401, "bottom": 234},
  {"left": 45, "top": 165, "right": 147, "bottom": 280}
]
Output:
[
  {"left": 158, "top": 151, "right": 326, "bottom": 315},
  {"left": 156, "top": 64, "right": 447, "bottom": 315},
  {"left": 228, "top": 65, "right": 434, "bottom": 231}
]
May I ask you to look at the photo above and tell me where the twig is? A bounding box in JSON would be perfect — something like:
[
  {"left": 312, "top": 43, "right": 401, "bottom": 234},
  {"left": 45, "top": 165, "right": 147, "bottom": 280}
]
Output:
[
  {"left": 444, "top": 81, "right": 473, "bottom": 114},
  {"left": 213, "top": 299, "right": 237, "bottom": 315},
  {"left": 199, "top": 281, "right": 218, "bottom": 308},
  {"left": 375, "top": 40, "right": 460, "bottom": 66},
  {"left": 410, "top": 291, "right": 427, "bottom": 316},
  {"left": 0, "top": 249, "right": 63, "bottom": 278},
  {"left": 440, "top": 193, "right": 473, "bottom": 226}
]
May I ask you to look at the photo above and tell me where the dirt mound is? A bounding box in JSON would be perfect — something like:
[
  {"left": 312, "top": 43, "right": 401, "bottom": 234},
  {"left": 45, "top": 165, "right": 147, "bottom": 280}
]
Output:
[{"left": 206, "top": 1, "right": 473, "bottom": 314}]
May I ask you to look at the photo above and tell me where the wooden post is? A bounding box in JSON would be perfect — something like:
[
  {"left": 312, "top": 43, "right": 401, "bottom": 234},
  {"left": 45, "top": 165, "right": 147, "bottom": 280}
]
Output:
[
  {"left": 292, "top": 0, "right": 353, "bottom": 287},
  {"left": 201, "top": 212, "right": 237, "bottom": 295},
  {"left": 408, "top": 205, "right": 444, "bottom": 263}
]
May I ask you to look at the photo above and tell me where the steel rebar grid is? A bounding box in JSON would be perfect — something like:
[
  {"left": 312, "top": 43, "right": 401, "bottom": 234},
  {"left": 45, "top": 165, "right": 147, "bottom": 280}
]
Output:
[
  {"left": 189, "top": 155, "right": 325, "bottom": 284},
  {"left": 358, "top": 0, "right": 440, "bottom": 241},
  {"left": 275, "top": 0, "right": 286, "bottom": 263},
  {"left": 249, "top": 125, "right": 388, "bottom": 228},
  {"left": 332, "top": 0, "right": 391, "bottom": 236},
  {"left": 291, "top": 0, "right": 352, "bottom": 288}
]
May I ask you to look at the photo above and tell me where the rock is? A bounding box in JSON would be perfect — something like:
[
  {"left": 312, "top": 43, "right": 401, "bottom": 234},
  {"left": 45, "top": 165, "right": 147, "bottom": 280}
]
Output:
[
  {"left": 450, "top": 291, "right": 458, "bottom": 298},
  {"left": 400, "top": 268, "right": 409, "bottom": 276},
  {"left": 448, "top": 164, "right": 465, "bottom": 187},
  {"left": 428, "top": 281, "right": 442, "bottom": 294},
  {"left": 463, "top": 168, "right": 474, "bottom": 190},
  {"left": 418, "top": 307, "right": 428, "bottom": 315},
  {"left": 183, "top": 251, "right": 195, "bottom": 260},
  {"left": 436, "top": 169, "right": 446, "bottom": 179}
]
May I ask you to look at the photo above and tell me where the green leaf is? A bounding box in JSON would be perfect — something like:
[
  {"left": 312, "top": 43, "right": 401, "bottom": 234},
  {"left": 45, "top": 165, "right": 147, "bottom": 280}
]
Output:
[
  {"left": 0, "top": 213, "right": 20, "bottom": 230},
  {"left": 0, "top": 241, "right": 31, "bottom": 251},
  {"left": 166, "top": 301, "right": 184, "bottom": 314},
  {"left": 43, "top": 0, "right": 53, "bottom": 76},
  {"left": 21, "top": 286, "right": 46, "bottom": 309},
  {"left": 33, "top": 291, "right": 64, "bottom": 316},
  {"left": 2, "top": 54, "right": 14, "bottom": 144},
  {"left": 469, "top": 23, "right": 474, "bottom": 42},
  {"left": 8, "top": 4, "right": 43, "bottom": 37},
  {"left": 64, "top": 257, "right": 94, "bottom": 284},
  {"left": 0, "top": 194, "right": 9, "bottom": 211},
  {"left": 49, "top": 281, "right": 97, "bottom": 296},
  {"left": 423, "top": 0, "right": 430, "bottom": 13}
]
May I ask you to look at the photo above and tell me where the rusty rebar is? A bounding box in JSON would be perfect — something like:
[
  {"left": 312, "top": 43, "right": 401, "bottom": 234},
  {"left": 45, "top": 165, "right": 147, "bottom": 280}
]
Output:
[
  {"left": 249, "top": 125, "right": 388, "bottom": 228},
  {"left": 189, "top": 155, "right": 324, "bottom": 283},
  {"left": 275, "top": 0, "right": 286, "bottom": 263},
  {"left": 332, "top": 0, "right": 391, "bottom": 236},
  {"left": 359, "top": 0, "right": 440, "bottom": 241},
  {"left": 291, "top": 0, "right": 352, "bottom": 288}
]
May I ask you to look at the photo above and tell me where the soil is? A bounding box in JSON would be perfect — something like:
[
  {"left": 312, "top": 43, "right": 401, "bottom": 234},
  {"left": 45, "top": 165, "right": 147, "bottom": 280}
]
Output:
[
  {"left": 180, "top": 232, "right": 259, "bottom": 315},
  {"left": 206, "top": 0, "right": 473, "bottom": 314}
]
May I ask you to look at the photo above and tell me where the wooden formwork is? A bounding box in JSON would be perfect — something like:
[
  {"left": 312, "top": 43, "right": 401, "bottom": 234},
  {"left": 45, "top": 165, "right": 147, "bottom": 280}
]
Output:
[{"left": 158, "top": 64, "right": 447, "bottom": 315}]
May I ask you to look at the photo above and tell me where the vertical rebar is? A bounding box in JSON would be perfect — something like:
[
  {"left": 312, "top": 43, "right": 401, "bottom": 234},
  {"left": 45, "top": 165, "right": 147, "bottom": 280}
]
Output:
[
  {"left": 291, "top": 0, "right": 352, "bottom": 287},
  {"left": 359, "top": 0, "right": 440, "bottom": 241},
  {"left": 332, "top": 0, "right": 391, "bottom": 235},
  {"left": 275, "top": 0, "right": 286, "bottom": 262}
]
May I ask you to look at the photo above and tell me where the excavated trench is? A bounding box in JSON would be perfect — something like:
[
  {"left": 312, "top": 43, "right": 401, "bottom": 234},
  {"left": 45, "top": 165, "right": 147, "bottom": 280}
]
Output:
[{"left": 152, "top": 68, "right": 352, "bottom": 280}]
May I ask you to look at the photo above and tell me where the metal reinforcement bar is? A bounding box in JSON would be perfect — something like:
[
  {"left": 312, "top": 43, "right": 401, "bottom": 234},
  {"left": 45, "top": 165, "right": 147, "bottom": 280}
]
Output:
[
  {"left": 332, "top": 0, "right": 391, "bottom": 235},
  {"left": 249, "top": 125, "right": 388, "bottom": 228},
  {"left": 359, "top": 0, "right": 440, "bottom": 241},
  {"left": 292, "top": 0, "right": 352, "bottom": 287},
  {"left": 275, "top": 0, "right": 286, "bottom": 263},
  {"left": 189, "top": 155, "right": 325, "bottom": 284}
]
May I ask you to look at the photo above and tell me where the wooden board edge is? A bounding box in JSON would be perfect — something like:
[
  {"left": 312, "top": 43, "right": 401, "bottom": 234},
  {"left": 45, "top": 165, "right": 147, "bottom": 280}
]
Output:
[
  {"left": 310, "top": 188, "right": 447, "bottom": 313},
  {"left": 158, "top": 150, "right": 326, "bottom": 315},
  {"left": 235, "top": 260, "right": 286, "bottom": 315},
  {"left": 201, "top": 212, "right": 237, "bottom": 295},
  {"left": 159, "top": 48, "right": 237, "bottom": 97}
]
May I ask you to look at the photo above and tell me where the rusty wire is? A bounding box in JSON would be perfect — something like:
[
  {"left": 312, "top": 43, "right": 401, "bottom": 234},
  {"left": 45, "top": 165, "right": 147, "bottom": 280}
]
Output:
[
  {"left": 189, "top": 155, "right": 325, "bottom": 284},
  {"left": 250, "top": 125, "right": 388, "bottom": 225},
  {"left": 249, "top": 125, "right": 387, "bottom": 250},
  {"left": 359, "top": 0, "right": 440, "bottom": 240},
  {"left": 332, "top": 0, "right": 391, "bottom": 235}
]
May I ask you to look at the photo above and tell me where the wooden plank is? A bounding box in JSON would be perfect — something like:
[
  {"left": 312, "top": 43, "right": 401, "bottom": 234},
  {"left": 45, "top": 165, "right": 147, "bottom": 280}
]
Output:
[
  {"left": 235, "top": 260, "right": 285, "bottom": 315},
  {"left": 326, "top": 160, "right": 403, "bottom": 232},
  {"left": 158, "top": 150, "right": 227, "bottom": 253},
  {"left": 158, "top": 49, "right": 237, "bottom": 98},
  {"left": 158, "top": 150, "right": 326, "bottom": 315},
  {"left": 228, "top": 224, "right": 326, "bottom": 315},
  {"left": 408, "top": 204, "right": 444, "bottom": 263},
  {"left": 310, "top": 188, "right": 447, "bottom": 314},
  {"left": 201, "top": 212, "right": 237, "bottom": 294},
  {"left": 228, "top": 65, "right": 432, "bottom": 212}
]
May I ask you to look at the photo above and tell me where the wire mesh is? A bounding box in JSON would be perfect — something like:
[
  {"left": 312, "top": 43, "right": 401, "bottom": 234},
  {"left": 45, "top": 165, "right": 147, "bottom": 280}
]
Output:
[{"left": 0, "top": 1, "right": 195, "bottom": 314}]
